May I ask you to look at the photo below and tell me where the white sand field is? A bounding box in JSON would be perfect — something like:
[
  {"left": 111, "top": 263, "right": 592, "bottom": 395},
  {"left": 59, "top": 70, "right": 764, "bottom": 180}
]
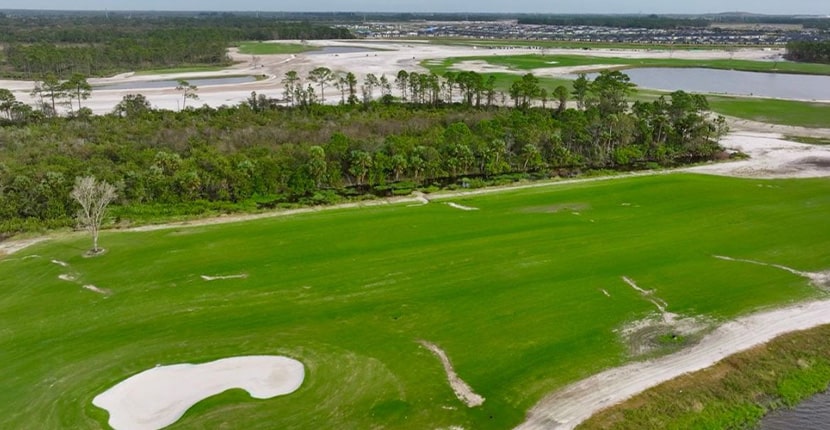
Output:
[
  {"left": 92, "top": 355, "right": 304, "bottom": 430},
  {"left": 0, "top": 40, "right": 782, "bottom": 115}
]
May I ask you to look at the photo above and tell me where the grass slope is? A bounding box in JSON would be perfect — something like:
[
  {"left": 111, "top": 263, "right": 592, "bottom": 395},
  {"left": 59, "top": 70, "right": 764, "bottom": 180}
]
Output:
[
  {"left": 237, "top": 41, "right": 318, "bottom": 55},
  {"left": 438, "top": 54, "right": 830, "bottom": 76},
  {"left": 708, "top": 97, "right": 830, "bottom": 128},
  {"left": 1, "top": 174, "right": 829, "bottom": 429}
]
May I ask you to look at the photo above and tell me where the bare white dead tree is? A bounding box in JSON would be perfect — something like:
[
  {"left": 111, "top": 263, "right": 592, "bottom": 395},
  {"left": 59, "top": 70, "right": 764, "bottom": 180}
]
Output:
[{"left": 71, "top": 176, "right": 117, "bottom": 254}]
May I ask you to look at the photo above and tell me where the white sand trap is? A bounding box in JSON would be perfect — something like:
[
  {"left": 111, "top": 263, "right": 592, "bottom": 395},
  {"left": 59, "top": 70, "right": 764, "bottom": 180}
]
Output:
[
  {"left": 58, "top": 274, "right": 77, "bottom": 282},
  {"left": 51, "top": 259, "right": 69, "bottom": 267},
  {"left": 419, "top": 340, "right": 485, "bottom": 407},
  {"left": 200, "top": 274, "right": 248, "bottom": 281},
  {"left": 93, "top": 355, "right": 304, "bottom": 430},
  {"left": 446, "top": 202, "right": 479, "bottom": 211}
]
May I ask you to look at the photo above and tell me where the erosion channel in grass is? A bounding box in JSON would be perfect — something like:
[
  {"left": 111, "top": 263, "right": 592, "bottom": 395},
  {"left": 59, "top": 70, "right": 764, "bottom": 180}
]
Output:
[{"left": 2, "top": 173, "right": 829, "bottom": 429}]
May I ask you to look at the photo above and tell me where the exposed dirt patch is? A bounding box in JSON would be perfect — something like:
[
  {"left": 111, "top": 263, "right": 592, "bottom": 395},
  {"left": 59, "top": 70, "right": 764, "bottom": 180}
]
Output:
[
  {"left": 418, "top": 340, "right": 485, "bottom": 408},
  {"left": 516, "top": 299, "right": 830, "bottom": 430},
  {"left": 446, "top": 202, "right": 479, "bottom": 211},
  {"left": 523, "top": 203, "right": 590, "bottom": 214},
  {"left": 83, "top": 285, "right": 112, "bottom": 295},
  {"left": 0, "top": 238, "right": 46, "bottom": 257},
  {"left": 685, "top": 132, "right": 830, "bottom": 179},
  {"left": 714, "top": 255, "right": 830, "bottom": 290},
  {"left": 201, "top": 274, "right": 249, "bottom": 281},
  {"left": 618, "top": 276, "right": 710, "bottom": 356}
]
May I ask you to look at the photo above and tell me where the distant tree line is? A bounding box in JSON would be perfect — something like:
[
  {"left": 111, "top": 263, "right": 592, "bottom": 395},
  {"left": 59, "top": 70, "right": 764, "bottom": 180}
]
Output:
[
  {"left": 0, "top": 16, "right": 352, "bottom": 79},
  {"left": 0, "top": 71, "right": 726, "bottom": 235},
  {"left": 785, "top": 40, "right": 830, "bottom": 64}
]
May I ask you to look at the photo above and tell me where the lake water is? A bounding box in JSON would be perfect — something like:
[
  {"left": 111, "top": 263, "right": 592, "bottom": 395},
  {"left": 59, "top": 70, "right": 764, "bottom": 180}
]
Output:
[
  {"left": 96, "top": 76, "right": 257, "bottom": 90},
  {"left": 587, "top": 68, "right": 830, "bottom": 100},
  {"left": 758, "top": 390, "right": 830, "bottom": 429}
]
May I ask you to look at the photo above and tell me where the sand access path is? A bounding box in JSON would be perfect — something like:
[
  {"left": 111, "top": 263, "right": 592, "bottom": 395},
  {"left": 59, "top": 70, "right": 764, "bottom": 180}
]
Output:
[
  {"left": 516, "top": 299, "right": 830, "bottom": 430},
  {"left": 1, "top": 130, "right": 828, "bottom": 256}
]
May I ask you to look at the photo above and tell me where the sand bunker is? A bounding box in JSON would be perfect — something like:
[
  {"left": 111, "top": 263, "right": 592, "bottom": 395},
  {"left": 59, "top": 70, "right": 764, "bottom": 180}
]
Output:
[
  {"left": 419, "top": 340, "right": 485, "bottom": 407},
  {"left": 93, "top": 355, "right": 304, "bottom": 430},
  {"left": 58, "top": 274, "right": 77, "bottom": 282},
  {"left": 446, "top": 202, "right": 479, "bottom": 211}
]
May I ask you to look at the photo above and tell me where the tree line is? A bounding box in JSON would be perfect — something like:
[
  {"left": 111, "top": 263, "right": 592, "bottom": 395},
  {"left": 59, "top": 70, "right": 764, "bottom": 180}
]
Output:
[
  {"left": 785, "top": 40, "right": 830, "bottom": 64},
  {"left": 0, "top": 15, "right": 353, "bottom": 79},
  {"left": 0, "top": 71, "right": 726, "bottom": 236}
]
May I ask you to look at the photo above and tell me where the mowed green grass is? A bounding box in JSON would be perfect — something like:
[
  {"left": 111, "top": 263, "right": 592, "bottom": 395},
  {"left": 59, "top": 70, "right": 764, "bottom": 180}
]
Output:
[
  {"left": 2, "top": 174, "right": 830, "bottom": 429},
  {"left": 439, "top": 54, "right": 830, "bottom": 76},
  {"left": 237, "top": 41, "right": 318, "bottom": 55},
  {"left": 708, "top": 96, "right": 830, "bottom": 128}
]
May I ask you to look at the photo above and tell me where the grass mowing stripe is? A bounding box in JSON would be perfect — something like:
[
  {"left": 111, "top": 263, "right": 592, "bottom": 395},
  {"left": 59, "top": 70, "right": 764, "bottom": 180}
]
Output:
[{"left": 1, "top": 173, "right": 829, "bottom": 429}]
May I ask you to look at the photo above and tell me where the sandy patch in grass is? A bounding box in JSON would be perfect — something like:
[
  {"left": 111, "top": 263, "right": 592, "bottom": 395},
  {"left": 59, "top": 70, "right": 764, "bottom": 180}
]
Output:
[
  {"left": 523, "top": 203, "right": 589, "bottom": 214},
  {"left": 419, "top": 341, "right": 485, "bottom": 407},
  {"left": 200, "top": 274, "right": 248, "bottom": 281},
  {"left": 83, "top": 285, "right": 112, "bottom": 295},
  {"left": 0, "top": 238, "right": 46, "bottom": 257},
  {"left": 685, "top": 132, "right": 830, "bottom": 179},
  {"left": 93, "top": 355, "right": 304, "bottom": 430},
  {"left": 446, "top": 202, "right": 479, "bottom": 211},
  {"left": 618, "top": 277, "right": 710, "bottom": 356},
  {"left": 58, "top": 274, "right": 77, "bottom": 282},
  {"left": 714, "top": 255, "right": 830, "bottom": 289},
  {"left": 516, "top": 298, "right": 830, "bottom": 430}
]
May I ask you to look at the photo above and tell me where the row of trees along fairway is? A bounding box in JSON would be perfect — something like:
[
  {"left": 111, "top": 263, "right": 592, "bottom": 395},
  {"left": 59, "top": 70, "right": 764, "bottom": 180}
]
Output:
[{"left": 0, "top": 70, "right": 727, "bottom": 236}]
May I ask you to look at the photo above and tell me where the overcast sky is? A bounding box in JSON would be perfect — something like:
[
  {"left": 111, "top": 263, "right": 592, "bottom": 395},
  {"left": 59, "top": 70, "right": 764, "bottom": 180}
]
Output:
[{"left": 0, "top": 1, "right": 827, "bottom": 15}]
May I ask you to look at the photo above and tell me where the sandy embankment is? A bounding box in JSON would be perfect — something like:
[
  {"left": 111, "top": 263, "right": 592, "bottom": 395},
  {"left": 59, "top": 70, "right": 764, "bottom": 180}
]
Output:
[
  {"left": 516, "top": 298, "right": 830, "bottom": 430},
  {"left": 92, "top": 355, "right": 304, "bottom": 430}
]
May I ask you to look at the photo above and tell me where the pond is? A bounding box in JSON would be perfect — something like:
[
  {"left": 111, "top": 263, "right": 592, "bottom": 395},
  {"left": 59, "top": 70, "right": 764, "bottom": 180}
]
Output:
[
  {"left": 759, "top": 390, "right": 830, "bottom": 430},
  {"left": 96, "top": 76, "right": 257, "bottom": 90},
  {"left": 585, "top": 68, "right": 830, "bottom": 100}
]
